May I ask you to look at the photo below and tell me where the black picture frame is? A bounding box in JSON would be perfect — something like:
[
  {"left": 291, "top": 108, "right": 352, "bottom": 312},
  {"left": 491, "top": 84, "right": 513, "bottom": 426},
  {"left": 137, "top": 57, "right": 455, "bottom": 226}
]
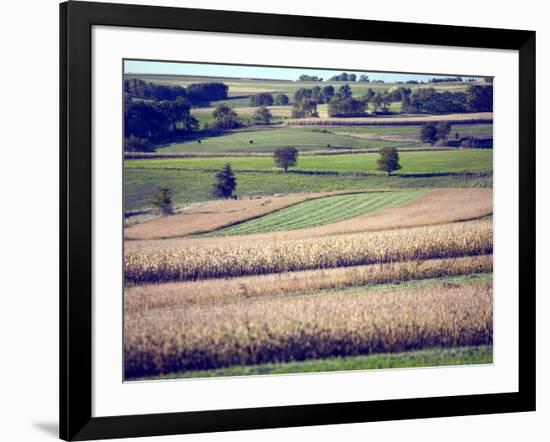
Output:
[{"left": 60, "top": 1, "right": 536, "bottom": 440}]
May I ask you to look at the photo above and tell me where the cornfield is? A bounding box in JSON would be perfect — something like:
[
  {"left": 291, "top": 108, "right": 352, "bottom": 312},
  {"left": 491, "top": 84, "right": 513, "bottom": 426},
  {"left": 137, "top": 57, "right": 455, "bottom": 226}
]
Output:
[
  {"left": 125, "top": 220, "right": 492, "bottom": 283},
  {"left": 125, "top": 281, "right": 493, "bottom": 379},
  {"left": 125, "top": 255, "right": 493, "bottom": 312}
]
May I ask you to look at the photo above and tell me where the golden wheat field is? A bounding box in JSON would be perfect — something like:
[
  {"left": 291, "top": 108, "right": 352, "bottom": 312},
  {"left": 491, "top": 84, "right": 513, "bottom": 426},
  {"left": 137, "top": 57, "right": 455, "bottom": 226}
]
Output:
[
  {"left": 124, "top": 181, "right": 494, "bottom": 379},
  {"left": 125, "top": 255, "right": 493, "bottom": 312},
  {"left": 125, "top": 280, "right": 493, "bottom": 379}
]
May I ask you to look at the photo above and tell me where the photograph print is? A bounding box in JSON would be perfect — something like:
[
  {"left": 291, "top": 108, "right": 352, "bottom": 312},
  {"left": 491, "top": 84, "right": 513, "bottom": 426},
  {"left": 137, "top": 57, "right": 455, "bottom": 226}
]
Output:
[{"left": 123, "top": 59, "right": 493, "bottom": 381}]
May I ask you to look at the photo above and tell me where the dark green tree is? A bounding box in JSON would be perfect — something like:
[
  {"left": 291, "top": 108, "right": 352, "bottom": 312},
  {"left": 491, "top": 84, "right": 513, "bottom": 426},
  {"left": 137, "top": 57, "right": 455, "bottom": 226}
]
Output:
[
  {"left": 328, "top": 72, "right": 349, "bottom": 81},
  {"left": 381, "top": 93, "right": 392, "bottom": 112},
  {"left": 327, "top": 97, "right": 365, "bottom": 117},
  {"left": 298, "top": 74, "right": 322, "bottom": 81},
  {"left": 336, "top": 84, "right": 352, "bottom": 100},
  {"left": 376, "top": 147, "right": 402, "bottom": 176},
  {"left": 466, "top": 85, "right": 493, "bottom": 112},
  {"left": 150, "top": 185, "right": 174, "bottom": 215},
  {"left": 291, "top": 99, "right": 318, "bottom": 118},
  {"left": 372, "top": 93, "right": 384, "bottom": 112},
  {"left": 124, "top": 135, "right": 154, "bottom": 152},
  {"left": 274, "top": 93, "right": 289, "bottom": 105},
  {"left": 363, "top": 88, "right": 376, "bottom": 103},
  {"left": 436, "top": 121, "right": 452, "bottom": 144},
  {"left": 421, "top": 122, "right": 438, "bottom": 145},
  {"left": 249, "top": 92, "right": 274, "bottom": 106},
  {"left": 251, "top": 106, "right": 272, "bottom": 125},
  {"left": 274, "top": 147, "right": 299, "bottom": 172},
  {"left": 212, "top": 104, "right": 240, "bottom": 129},
  {"left": 321, "top": 85, "right": 335, "bottom": 102},
  {"left": 213, "top": 163, "right": 237, "bottom": 199},
  {"left": 401, "top": 93, "right": 412, "bottom": 112}
]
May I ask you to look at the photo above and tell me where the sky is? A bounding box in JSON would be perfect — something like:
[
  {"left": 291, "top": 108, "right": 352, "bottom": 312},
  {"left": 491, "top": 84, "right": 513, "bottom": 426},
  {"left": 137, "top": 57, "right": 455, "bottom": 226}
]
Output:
[{"left": 124, "top": 59, "right": 483, "bottom": 83}]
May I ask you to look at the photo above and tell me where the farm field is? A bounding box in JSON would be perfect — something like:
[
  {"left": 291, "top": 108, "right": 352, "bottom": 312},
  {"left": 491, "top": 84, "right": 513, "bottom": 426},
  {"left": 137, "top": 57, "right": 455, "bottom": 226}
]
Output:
[
  {"left": 125, "top": 219, "right": 492, "bottom": 282},
  {"left": 125, "top": 168, "right": 492, "bottom": 212},
  {"left": 125, "top": 275, "right": 493, "bottom": 379},
  {"left": 204, "top": 191, "right": 425, "bottom": 236},
  {"left": 126, "top": 188, "right": 492, "bottom": 241},
  {"left": 286, "top": 112, "right": 493, "bottom": 126},
  {"left": 158, "top": 126, "right": 420, "bottom": 153},
  {"left": 125, "top": 166, "right": 492, "bottom": 212},
  {"left": 127, "top": 149, "right": 492, "bottom": 174},
  {"left": 123, "top": 63, "right": 494, "bottom": 380},
  {"left": 329, "top": 123, "right": 493, "bottom": 137}
]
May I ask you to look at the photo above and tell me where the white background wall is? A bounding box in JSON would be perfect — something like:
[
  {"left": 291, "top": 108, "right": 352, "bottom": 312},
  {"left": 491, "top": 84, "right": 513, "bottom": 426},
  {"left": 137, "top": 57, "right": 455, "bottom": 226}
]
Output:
[{"left": 0, "top": 0, "right": 547, "bottom": 441}]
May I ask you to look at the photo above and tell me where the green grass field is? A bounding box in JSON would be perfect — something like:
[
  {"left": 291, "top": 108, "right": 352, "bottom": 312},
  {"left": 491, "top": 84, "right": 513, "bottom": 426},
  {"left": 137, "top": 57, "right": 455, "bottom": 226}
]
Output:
[
  {"left": 205, "top": 190, "right": 424, "bottom": 236},
  {"left": 126, "top": 149, "right": 493, "bottom": 175},
  {"left": 125, "top": 167, "right": 492, "bottom": 211},
  {"left": 159, "top": 126, "right": 417, "bottom": 153},
  {"left": 140, "top": 345, "right": 492, "bottom": 380}
]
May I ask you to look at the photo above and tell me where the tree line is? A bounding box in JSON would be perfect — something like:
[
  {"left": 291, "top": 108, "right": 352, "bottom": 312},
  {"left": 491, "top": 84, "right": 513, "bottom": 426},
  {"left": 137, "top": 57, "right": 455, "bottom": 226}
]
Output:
[
  {"left": 285, "top": 83, "right": 492, "bottom": 119},
  {"left": 296, "top": 72, "right": 379, "bottom": 82},
  {"left": 124, "top": 79, "right": 229, "bottom": 151},
  {"left": 286, "top": 84, "right": 413, "bottom": 118},
  {"left": 402, "top": 85, "right": 492, "bottom": 114}
]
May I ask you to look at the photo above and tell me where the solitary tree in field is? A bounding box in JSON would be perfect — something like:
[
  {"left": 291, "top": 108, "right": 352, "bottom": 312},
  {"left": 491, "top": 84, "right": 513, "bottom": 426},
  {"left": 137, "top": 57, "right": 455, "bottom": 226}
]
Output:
[
  {"left": 150, "top": 185, "right": 174, "bottom": 215},
  {"left": 377, "top": 147, "right": 402, "bottom": 176},
  {"left": 274, "top": 146, "right": 299, "bottom": 172},
  {"left": 213, "top": 163, "right": 237, "bottom": 199},
  {"left": 251, "top": 106, "right": 272, "bottom": 125}
]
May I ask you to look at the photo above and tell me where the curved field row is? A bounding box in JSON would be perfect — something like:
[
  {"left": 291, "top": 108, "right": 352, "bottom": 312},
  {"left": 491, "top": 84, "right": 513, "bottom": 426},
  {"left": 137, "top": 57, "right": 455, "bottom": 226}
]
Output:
[
  {"left": 125, "top": 255, "right": 493, "bottom": 312},
  {"left": 125, "top": 279, "right": 493, "bottom": 378},
  {"left": 204, "top": 190, "right": 424, "bottom": 237},
  {"left": 125, "top": 219, "right": 493, "bottom": 283},
  {"left": 125, "top": 191, "right": 360, "bottom": 240}
]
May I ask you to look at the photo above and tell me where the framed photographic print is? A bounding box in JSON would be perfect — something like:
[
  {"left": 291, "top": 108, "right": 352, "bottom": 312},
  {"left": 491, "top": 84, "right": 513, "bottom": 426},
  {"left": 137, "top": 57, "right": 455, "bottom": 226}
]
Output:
[{"left": 60, "top": 1, "right": 536, "bottom": 440}]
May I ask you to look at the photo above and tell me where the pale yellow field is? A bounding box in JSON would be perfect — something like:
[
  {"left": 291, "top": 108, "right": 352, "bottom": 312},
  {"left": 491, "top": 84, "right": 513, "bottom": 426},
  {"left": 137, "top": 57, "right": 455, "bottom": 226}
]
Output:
[{"left": 125, "top": 255, "right": 492, "bottom": 312}]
